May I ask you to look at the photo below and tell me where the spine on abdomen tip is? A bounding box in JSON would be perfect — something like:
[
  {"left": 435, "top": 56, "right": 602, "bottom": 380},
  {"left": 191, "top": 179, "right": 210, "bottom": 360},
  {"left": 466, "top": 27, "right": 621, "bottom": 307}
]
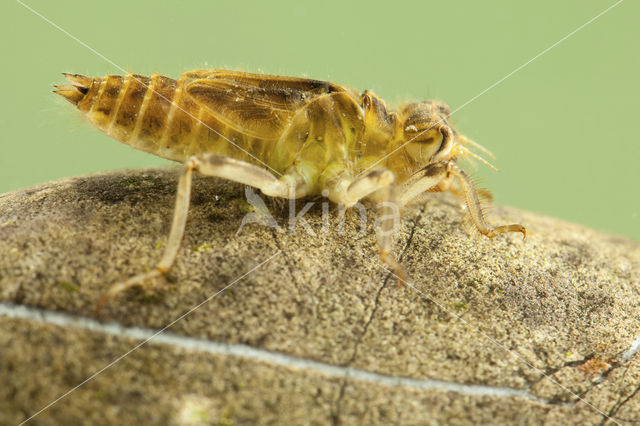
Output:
[{"left": 78, "top": 73, "right": 201, "bottom": 161}]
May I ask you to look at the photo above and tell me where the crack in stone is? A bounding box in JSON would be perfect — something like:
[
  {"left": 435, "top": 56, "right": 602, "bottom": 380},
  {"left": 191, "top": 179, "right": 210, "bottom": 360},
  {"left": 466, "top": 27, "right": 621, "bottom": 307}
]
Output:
[
  {"left": 331, "top": 205, "right": 425, "bottom": 425},
  {"left": 572, "top": 342, "right": 640, "bottom": 407},
  {"left": 530, "top": 356, "right": 628, "bottom": 408},
  {"left": 595, "top": 354, "right": 640, "bottom": 425},
  {"left": 600, "top": 382, "right": 640, "bottom": 426},
  {"left": 608, "top": 363, "right": 634, "bottom": 418},
  {"left": 529, "top": 339, "right": 640, "bottom": 422},
  {"left": 527, "top": 353, "right": 596, "bottom": 388},
  {"left": 331, "top": 375, "right": 348, "bottom": 426},
  {"left": 578, "top": 362, "right": 621, "bottom": 401}
]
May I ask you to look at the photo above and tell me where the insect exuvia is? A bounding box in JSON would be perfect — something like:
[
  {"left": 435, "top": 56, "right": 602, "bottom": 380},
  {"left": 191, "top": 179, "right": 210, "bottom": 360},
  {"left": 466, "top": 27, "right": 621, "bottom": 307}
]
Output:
[{"left": 54, "top": 70, "right": 526, "bottom": 306}]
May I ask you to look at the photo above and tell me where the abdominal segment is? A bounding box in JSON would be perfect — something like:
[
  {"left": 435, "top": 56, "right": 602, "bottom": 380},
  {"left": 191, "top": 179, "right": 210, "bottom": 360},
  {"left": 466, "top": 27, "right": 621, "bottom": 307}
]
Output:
[{"left": 58, "top": 73, "right": 273, "bottom": 166}]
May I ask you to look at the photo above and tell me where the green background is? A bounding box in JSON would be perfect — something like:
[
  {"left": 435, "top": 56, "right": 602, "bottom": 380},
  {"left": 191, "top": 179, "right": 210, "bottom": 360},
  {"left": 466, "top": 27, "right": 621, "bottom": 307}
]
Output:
[{"left": 2, "top": 0, "right": 638, "bottom": 240}]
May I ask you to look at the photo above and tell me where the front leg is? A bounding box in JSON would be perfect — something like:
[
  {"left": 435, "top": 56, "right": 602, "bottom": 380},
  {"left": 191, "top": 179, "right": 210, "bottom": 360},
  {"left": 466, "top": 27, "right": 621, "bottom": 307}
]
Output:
[
  {"left": 99, "top": 154, "right": 309, "bottom": 309},
  {"left": 448, "top": 162, "right": 525, "bottom": 238},
  {"left": 399, "top": 160, "right": 525, "bottom": 238},
  {"left": 398, "top": 162, "right": 449, "bottom": 206}
]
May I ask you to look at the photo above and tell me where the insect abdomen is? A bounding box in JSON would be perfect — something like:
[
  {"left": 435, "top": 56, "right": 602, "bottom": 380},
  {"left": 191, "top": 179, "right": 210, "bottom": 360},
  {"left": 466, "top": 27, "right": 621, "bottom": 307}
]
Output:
[{"left": 56, "top": 73, "right": 223, "bottom": 163}]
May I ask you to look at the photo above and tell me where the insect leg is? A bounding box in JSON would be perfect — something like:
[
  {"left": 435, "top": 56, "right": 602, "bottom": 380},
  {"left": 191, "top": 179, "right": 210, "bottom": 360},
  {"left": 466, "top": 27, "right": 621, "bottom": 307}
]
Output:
[
  {"left": 325, "top": 168, "right": 406, "bottom": 281},
  {"left": 194, "top": 154, "right": 311, "bottom": 198},
  {"left": 98, "top": 159, "right": 196, "bottom": 309},
  {"left": 398, "top": 162, "right": 450, "bottom": 206},
  {"left": 99, "top": 154, "right": 309, "bottom": 309},
  {"left": 325, "top": 168, "right": 395, "bottom": 207},
  {"left": 398, "top": 161, "right": 525, "bottom": 239},
  {"left": 346, "top": 170, "right": 398, "bottom": 269},
  {"left": 448, "top": 163, "right": 526, "bottom": 239}
]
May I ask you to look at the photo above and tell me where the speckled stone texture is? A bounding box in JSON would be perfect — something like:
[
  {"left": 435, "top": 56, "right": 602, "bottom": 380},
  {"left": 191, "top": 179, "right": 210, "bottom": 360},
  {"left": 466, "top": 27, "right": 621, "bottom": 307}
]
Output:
[{"left": 0, "top": 167, "right": 639, "bottom": 425}]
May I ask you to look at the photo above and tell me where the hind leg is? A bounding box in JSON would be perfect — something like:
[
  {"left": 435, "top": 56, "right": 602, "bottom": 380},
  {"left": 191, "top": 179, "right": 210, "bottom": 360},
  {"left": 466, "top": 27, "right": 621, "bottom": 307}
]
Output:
[{"left": 99, "top": 154, "right": 309, "bottom": 309}]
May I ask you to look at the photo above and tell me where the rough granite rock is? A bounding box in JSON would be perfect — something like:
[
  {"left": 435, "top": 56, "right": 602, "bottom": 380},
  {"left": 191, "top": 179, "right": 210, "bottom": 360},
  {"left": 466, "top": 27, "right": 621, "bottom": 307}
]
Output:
[{"left": 0, "top": 167, "right": 639, "bottom": 425}]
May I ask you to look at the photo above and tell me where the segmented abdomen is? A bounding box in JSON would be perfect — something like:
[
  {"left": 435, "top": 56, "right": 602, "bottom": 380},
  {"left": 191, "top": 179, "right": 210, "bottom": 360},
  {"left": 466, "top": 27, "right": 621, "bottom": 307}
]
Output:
[{"left": 70, "top": 73, "right": 264, "bottom": 164}]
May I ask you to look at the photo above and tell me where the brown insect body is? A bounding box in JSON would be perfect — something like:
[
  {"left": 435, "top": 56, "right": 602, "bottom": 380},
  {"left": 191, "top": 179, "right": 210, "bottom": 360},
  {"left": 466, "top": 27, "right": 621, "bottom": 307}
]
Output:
[
  {"left": 55, "top": 70, "right": 525, "bottom": 306},
  {"left": 56, "top": 71, "right": 456, "bottom": 191}
]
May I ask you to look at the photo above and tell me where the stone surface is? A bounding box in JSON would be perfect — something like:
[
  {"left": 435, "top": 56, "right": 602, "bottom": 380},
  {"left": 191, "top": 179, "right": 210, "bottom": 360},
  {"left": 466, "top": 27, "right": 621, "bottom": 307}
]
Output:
[{"left": 0, "top": 167, "right": 639, "bottom": 425}]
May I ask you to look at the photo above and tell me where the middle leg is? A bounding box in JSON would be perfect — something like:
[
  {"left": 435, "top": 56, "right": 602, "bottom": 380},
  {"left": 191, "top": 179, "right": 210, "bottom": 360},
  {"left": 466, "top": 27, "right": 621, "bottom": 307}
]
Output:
[{"left": 323, "top": 167, "right": 406, "bottom": 280}]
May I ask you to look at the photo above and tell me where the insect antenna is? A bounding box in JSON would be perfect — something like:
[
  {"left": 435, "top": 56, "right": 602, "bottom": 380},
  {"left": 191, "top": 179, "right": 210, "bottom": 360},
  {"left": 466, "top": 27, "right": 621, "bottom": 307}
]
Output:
[
  {"left": 457, "top": 145, "right": 499, "bottom": 172},
  {"left": 456, "top": 134, "right": 496, "bottom": 159}
]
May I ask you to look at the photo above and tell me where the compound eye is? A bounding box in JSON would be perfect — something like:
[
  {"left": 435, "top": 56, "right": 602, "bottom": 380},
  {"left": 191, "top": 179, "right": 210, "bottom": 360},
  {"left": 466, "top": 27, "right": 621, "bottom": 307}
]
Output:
[
  {"left": 437, "top": 103, "right": 451, "bottom": 117},
  {"left": 403, "top": 124, "right": 437, "bottom": 146}
]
